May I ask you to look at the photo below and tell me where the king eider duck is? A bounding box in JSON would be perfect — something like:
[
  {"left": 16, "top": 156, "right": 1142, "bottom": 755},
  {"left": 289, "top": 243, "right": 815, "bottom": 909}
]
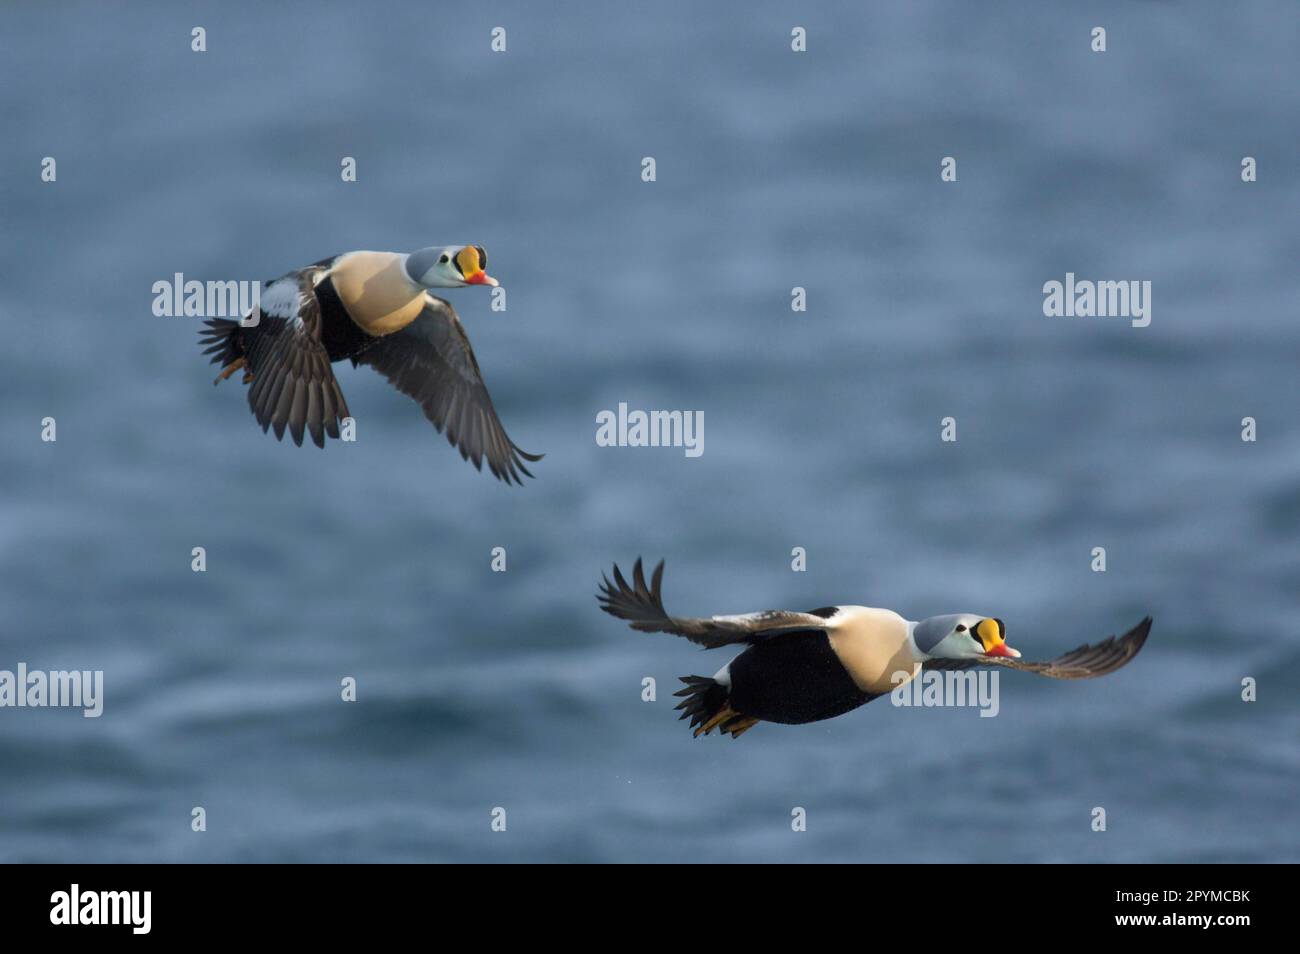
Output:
[
  {"left": 198, "top": 246, "right": 541, "bottom": 484},
  {"left": 598, "top": 559, "right": 1152, "bottom": 739}
]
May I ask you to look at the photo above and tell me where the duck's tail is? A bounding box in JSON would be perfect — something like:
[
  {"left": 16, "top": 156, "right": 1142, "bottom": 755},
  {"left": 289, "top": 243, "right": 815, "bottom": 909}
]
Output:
[
  {"left": 199, "top": 318, "right": 246, "bottom": 384},
  {"left": 674, "top": 676, "right": 759, "bottom": 739}
]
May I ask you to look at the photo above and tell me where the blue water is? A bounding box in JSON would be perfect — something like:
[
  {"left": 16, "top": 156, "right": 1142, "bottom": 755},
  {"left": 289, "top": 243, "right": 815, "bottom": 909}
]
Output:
[{"left": 1, "top": 1, "right": 1297, "bottom": 862}]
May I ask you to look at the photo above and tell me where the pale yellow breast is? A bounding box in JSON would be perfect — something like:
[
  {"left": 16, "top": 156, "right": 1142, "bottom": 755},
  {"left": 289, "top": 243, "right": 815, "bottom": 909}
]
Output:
[
  {"left": 329, "top": 251, "right": 426, "bottom": 335},
  {"left": 827, "top": 607, "right": 920, "bottom": 695}
]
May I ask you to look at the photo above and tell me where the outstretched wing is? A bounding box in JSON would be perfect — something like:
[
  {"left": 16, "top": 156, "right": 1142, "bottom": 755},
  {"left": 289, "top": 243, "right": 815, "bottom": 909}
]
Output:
[
  {"left": 353, "top": 294, "right": 541, "bottom": 484},
  {"left": 923, "top": 617, "right": 1152, "bottom": 679},
  {"left": 597, "top": 558, "right": 833, "bottom": 649},
  {"left": 239, "top": 269, "right": 351, "bottom": 448}
]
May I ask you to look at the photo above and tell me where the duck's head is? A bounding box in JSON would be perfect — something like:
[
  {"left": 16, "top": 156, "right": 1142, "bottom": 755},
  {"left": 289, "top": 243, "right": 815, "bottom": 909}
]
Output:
[
  {"left": 913, "top": 614, "right": 1021, "bottom": 660},
  {"left": 405, "top": 245, "right": 498, "bottom": 288}
]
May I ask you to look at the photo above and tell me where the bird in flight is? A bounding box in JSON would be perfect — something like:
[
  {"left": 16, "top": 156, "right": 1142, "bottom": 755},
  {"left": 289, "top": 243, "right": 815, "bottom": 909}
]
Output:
[
  {"left": 598, "top": 558, "right": 1151, "bottom": 739},
  {"left": 199, "top": 246, "right": 541, "bottom": 484}
]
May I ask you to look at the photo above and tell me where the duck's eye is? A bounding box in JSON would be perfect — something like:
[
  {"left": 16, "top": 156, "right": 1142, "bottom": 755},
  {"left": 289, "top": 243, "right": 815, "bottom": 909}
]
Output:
[
  {"left": 955, "top": 624, "right": 966, "bottom": 633},
  {"left": 475, "top": 246, "right": 487, "bottom": 268},
  {"left": 439, "top": 254, "right": 450, "bottom": 264}
]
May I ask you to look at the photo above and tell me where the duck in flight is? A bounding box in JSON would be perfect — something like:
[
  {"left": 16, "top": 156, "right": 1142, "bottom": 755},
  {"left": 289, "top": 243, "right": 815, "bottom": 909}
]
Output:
[
  {"left": 199, "top": 246, "right": 541, "bottom": 484},
  {"left": 598, "top": 559, "right": 1152, "bottom": 739}
]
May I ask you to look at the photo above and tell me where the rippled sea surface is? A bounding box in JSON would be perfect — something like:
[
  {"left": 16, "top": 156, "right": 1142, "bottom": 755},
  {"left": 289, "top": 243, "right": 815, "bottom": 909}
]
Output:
[{"left": 1, "top": 1, "right": 1297, "bottom": 862}]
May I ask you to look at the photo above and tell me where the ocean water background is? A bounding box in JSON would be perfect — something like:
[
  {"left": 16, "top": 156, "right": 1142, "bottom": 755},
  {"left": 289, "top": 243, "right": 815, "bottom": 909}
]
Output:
[{"left": 0, "top": 1, "right": 1297, "bottom": 863}]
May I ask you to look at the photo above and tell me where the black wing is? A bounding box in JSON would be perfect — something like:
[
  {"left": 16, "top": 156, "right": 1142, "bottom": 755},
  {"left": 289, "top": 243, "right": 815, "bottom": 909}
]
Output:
[
  {"left": 219, "top": 268, "right": 350, "bottom": 449},
  {"left": 597, "top": 558, "right": 833, "bottom": 649},
  {"left": 923, "top": 617, "right": 1152, "bottom": 679},
  {"left": 353, "top": 295, "right": 541, "bottom": 484}
]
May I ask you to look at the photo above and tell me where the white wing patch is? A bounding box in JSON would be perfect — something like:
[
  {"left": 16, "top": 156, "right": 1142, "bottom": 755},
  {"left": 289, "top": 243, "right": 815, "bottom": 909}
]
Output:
[
  {"left": 710, "top": 610, "right": 827, "bottom": 629},
  {"left": 260, "top": 278, "right": 303, "bottom": 327}
]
